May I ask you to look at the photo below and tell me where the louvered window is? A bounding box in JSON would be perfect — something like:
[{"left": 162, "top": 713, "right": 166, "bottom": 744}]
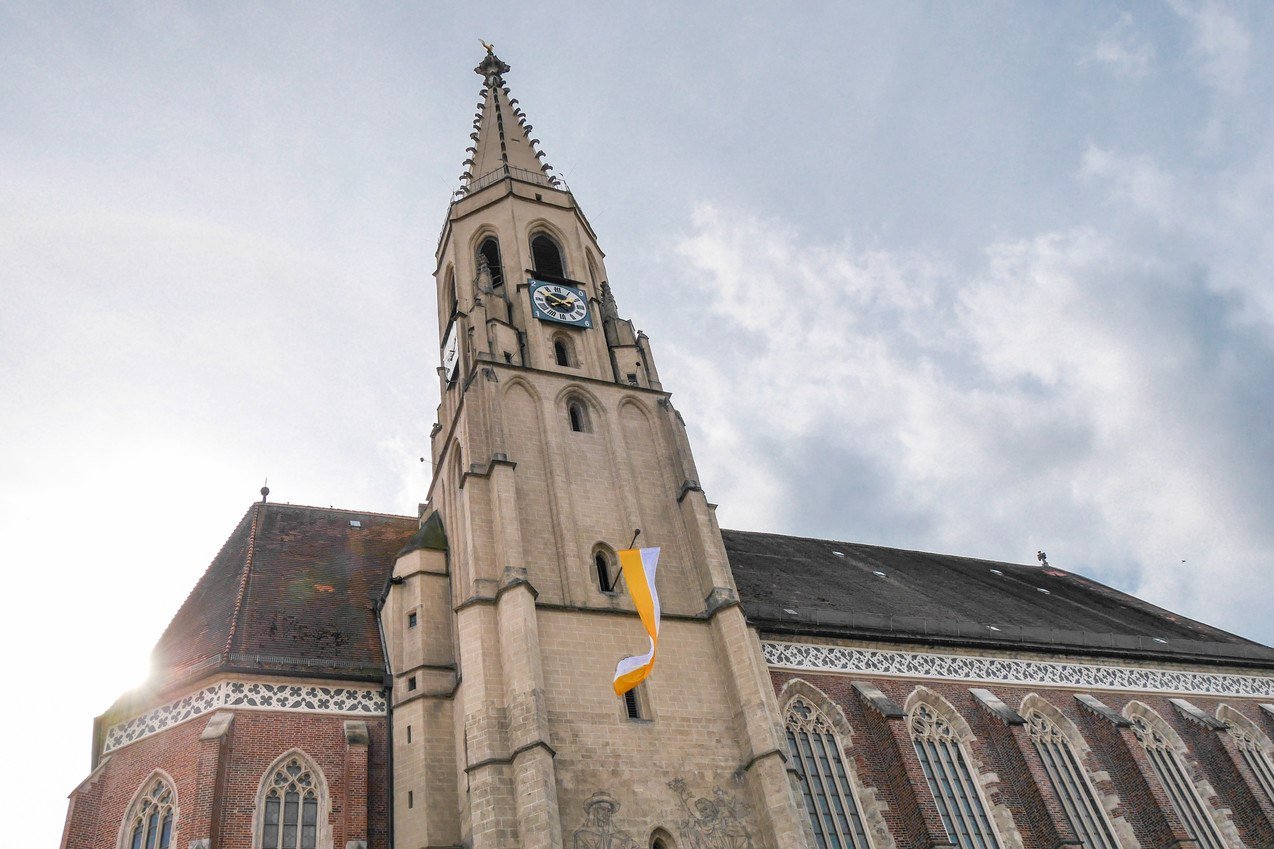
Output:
[
  {"left": 785, "top": 696, "right": 872, "bottom": 849},
  {"left": 262, "top": 758, "right": 320, "bottom": 849},
  {"left": 909, "top": 704, "right": 1001, "bottom": 849},
  {"left": 124, "top": 778, "right": 175, "bottom": 849},
  {"left": 1130, "top": 716, "right": 1227, "bottom": 849},
  {"left": 1026, "top": 710, "right": 1118, "bottom": 849}
]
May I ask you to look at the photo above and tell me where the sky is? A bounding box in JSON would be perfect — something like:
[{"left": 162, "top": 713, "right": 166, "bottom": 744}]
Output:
[{"left": 3, "top": 2, "right": 1273, "bottom": 844}]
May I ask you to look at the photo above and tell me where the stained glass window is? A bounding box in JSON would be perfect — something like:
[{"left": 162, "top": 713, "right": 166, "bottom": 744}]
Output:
[
  {"left": 785, "top": 696, "right": 872, "bottom": 849},
  {"left": 909, "top": 703, "right": 1001, "bottom": 849}
]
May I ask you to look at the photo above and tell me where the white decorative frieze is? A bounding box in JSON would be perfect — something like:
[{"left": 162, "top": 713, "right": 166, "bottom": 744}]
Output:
[
  {"left": 103, "top": 681, "right": 385, "bottom": 754},
  {"left": 762, "top": 641, "right": 1274, "bottom": 698}
]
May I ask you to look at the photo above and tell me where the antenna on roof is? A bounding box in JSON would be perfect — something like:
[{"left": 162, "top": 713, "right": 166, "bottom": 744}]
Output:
[
  {"left": 261, "top": 478, "right": 270, "bottom": 504},
  {"left": 1036, "top": 550, "right": 1049, "bottom": 568}
]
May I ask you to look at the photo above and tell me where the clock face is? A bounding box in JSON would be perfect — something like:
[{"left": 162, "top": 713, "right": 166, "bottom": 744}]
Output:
[{"left": 530, "top": 280, "right": 592, "bottom": 327}]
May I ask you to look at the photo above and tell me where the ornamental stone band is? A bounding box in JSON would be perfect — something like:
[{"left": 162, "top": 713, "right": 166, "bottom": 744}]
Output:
[
  {"left": 103, "top": 680, "right": 386, "bottom": 754},
  {"left": 762, "top": 641, "right": 1274, "bottom": 697}
]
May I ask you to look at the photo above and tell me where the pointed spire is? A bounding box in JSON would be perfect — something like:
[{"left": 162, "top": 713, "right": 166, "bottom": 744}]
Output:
[{"left": 456, "top": 44, "right": 561, "bottom": 198}]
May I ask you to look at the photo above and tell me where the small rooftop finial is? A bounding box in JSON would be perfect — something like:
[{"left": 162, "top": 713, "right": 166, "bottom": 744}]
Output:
[
  {"left": 261, "top": 478, "right": 270, "bottom": 503},
  {"left": 1036, "top": 550, "right": 1049, "bottom": 568}
]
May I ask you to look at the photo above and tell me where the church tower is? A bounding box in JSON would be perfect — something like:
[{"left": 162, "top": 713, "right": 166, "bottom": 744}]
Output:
[{"left": 381, "top": 49, "right": 814, "bottom": 849}]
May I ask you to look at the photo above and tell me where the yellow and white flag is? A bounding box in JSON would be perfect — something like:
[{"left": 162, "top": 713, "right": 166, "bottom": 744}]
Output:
[{"left": 612, "top": 546, "right": 661, "bottom": 697}]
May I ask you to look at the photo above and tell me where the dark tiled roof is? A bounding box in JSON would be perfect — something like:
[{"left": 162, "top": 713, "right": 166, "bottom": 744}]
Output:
[
  {"left": 150, "top": 503, "right": 417, "bottom": 688},
  {"left": 723, "top": 529, "right": 1273, "bottom": 666}
]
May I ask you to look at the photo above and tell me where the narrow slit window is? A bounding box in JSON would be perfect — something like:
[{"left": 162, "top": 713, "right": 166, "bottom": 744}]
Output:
[
  {"left": 568, "top": 400, "right": 590, "bottom": 433},
  {"left": 624, "top": 686, "right": 642, "bottom": 720},
  {"left": 531, "top": 234, "right": 565, "bottom": 277},
  {"left": 407, "top": 611, "right": 417, "bottom": 628},
  {"left": 596, "top": 551, "right": 616, "bottom": 592},
  {"left": 554, "top": 337, "right": 573, "bottom": 367}
]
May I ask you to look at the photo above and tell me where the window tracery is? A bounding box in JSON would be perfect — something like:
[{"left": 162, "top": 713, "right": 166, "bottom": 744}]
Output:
[
  {"left": 785, "top": 695, "right": 872, "bottom": 849},
  {"left": 123, "top": 776, "right": 176, "bottom": 849},
  {"left": 909, "top": 703, "right": 1001, "bottom": 849},
  {"left": 258, "top": 754, "right": 327, "bottom": 849},
  {"left": 1128, "top": 712, "right": 1227, "bottom": 849},
  {"left": 1024, "top": 709, "right": 1119, "bottom": 849},
  {"left": 1218, "top": 707, "right": 1274, "bottom": 806}
]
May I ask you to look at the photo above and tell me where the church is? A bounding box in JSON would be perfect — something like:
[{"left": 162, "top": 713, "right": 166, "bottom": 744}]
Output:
[{"left": 61, "top": 49, "right": 1274, "bottom": 849}]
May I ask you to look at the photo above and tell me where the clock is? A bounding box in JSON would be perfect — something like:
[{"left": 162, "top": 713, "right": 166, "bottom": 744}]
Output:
[{"left": 529, "top": 279, "right": 592, "bottom": 327}]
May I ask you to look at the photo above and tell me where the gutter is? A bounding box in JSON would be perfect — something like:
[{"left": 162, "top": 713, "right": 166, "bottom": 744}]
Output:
[{"left": 374, "top": 575, "right": 400, "bottom": 849}]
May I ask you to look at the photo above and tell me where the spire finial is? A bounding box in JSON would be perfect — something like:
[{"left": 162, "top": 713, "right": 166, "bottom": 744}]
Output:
[
  {"left": 260, "top": 478, "right": 270, "bottom": 503},
  {"left": 475, "top": 42, "right": 510, "bottom": 84}
]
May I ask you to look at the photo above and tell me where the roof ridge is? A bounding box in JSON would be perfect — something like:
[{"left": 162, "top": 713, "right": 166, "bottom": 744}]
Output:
[
  {"left": 222, "top": 502, "right": 263, "bottom": 656},
  {"left": 255, "top": 501, "right": 416, "bottom": 520},
  {"left": 720, "top": 527, "right": 1044, "bottom": 571}
]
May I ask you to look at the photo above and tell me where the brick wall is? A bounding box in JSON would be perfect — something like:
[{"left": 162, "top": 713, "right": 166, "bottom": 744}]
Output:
[{"left": 62, "top": 703, "right": 387, "bottom": 849}]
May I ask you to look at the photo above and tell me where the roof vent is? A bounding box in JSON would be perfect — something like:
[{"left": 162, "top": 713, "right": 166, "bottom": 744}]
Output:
[
  {"left": 350, "top": 520, "right": 362, "bottom": 528},
  {"left": 1037, "top": 587, "right": 1051, "bottom": 594},
  {"left": 832, "top": 550, "right": 845, "bottom": 558}
]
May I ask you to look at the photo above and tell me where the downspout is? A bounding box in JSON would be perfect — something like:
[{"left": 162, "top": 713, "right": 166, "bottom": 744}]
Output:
[{"left": 375, "top": 575, "right": 402, "bottom": 849}]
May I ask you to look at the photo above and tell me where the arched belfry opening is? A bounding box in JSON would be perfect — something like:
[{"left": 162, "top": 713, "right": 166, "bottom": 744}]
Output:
[
  {"left": 478, "top": 236, "right": 504, "bottom": 288},
  {"left": 531, "top": 233, "right": 565, "bottom": 278}
]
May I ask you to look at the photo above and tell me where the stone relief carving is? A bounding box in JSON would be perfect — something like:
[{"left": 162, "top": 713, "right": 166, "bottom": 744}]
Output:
[
  {"left": 667, "top": 778, "right": 753, "bottom": 849},
  {"left": 573, "top": 790, "right": 639, "bottom": 849}
]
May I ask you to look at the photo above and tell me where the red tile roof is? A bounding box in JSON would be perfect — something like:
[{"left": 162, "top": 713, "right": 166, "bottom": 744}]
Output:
[{"left": 149, "top": 503, "right": 418, "bottom": 689}]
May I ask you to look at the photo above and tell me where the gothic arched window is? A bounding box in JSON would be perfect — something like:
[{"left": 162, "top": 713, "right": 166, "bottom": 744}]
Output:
[
  {"left": 785, "top": 695, "right": 873, "bottom": 849},
  {"left": 1128, "top": 709, "right": 1227, "bottom": 849},
  {"left": 1024, "top": 709, "right": 1119, "bottom": 849},
  {"left": 257, "top": 753, "right": 328, "bottom": 849},
  {"left": 478, "top": 236, "right": 504, "bottom": 288},
  {"left": 122, "top": 775, "right": 176, "bottom": 849},
  {"left": 909, "top": 702, "right": 1001, "bottom": 849},
  {"left": 531, "top": 233, "right": 565, "bottom": 278},
  {"left": 1218, "top": 705, "right": 1274, "bottom": 804}
]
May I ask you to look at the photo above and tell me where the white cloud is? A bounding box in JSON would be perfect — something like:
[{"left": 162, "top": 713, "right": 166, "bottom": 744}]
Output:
[
  {"left": 1080, "top": 13, "right": 1154, "bottom": 79},
  {"left": 672, "top": 202, "right": 1273, "bottom": 643},
  {"left": 1169, "top": 0, "right": 1251, "bottom": 97}
]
